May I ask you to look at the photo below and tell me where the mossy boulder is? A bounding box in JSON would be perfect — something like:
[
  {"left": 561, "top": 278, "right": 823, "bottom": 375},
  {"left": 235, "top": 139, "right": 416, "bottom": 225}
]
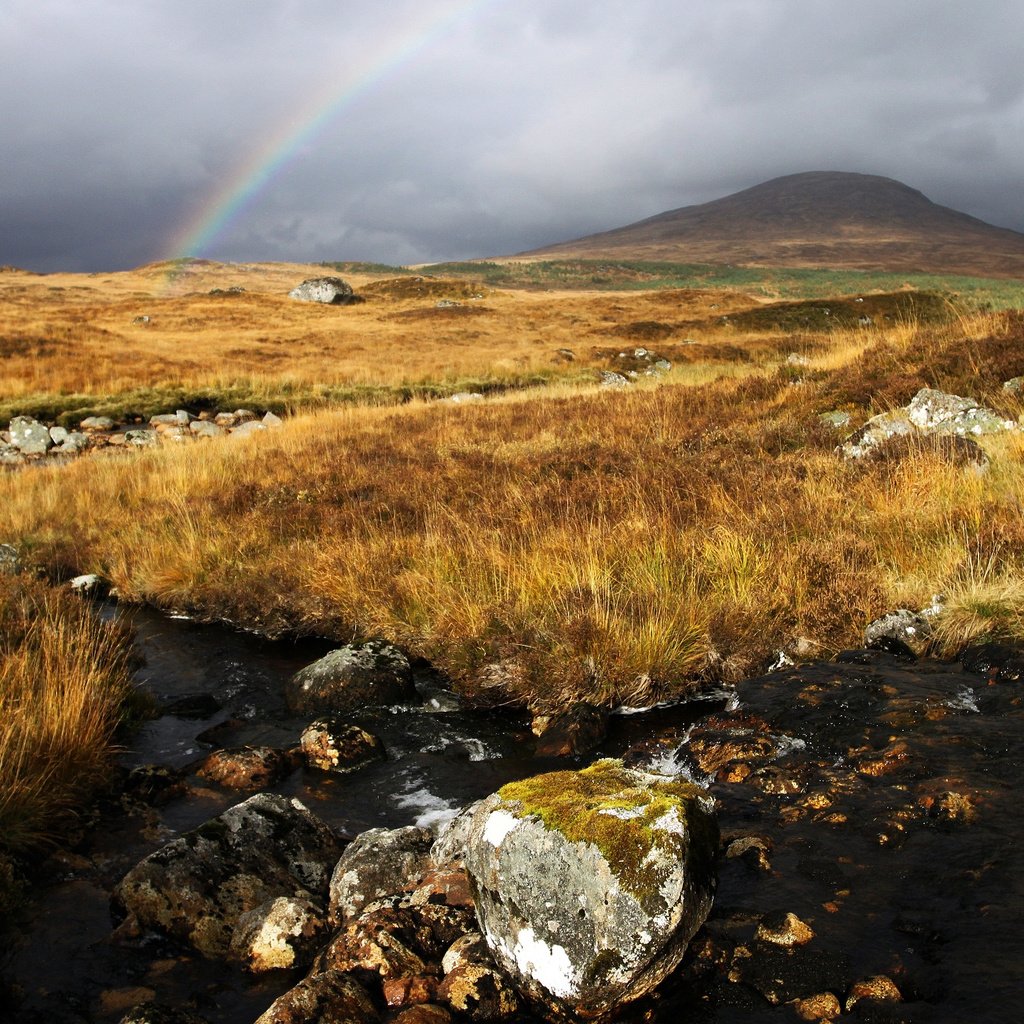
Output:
[{"left": 463, "top": 759, "right": 717, "bottom": 1021}]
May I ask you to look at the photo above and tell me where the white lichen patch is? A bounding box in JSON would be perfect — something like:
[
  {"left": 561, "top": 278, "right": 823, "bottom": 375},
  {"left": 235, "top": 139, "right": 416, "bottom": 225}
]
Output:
[
  {"left": 483, "top": 809, "right": 522, "bottom": 848},
  {"left": 598, "top": 805, "right": 645, "bottom": 820},
  {"left": 651, "top": 806, "right": 686, "bottom": 836},
  {"left": 511, "top": 927, "right": 579, "bottom": 999}
]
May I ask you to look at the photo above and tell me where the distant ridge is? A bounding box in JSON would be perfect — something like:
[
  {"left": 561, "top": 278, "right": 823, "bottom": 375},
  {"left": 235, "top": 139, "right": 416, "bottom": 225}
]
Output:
[{"left": 517, "top": 172, "right": 1024, "bottom": 278}]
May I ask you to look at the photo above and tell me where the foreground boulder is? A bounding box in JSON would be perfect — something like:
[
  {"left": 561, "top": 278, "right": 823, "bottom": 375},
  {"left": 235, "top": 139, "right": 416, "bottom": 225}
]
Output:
[
  {"left": 113, "top": 793, "right": 344, "bottom": 958},
  {"left": 286, "top": 640, "right": 415, "bottom": 714},
  {"left": 288, "top": 277, "right": 355, "bottom": 305},
  {"left": 463, "top": 760, "right": 717, "bottom": 1020}
]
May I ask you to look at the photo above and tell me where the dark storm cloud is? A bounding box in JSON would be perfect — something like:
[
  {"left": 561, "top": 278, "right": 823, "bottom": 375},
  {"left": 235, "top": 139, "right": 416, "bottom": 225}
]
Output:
[{"left": 2, "top": 0, "right": 1022, "bottom": 271}]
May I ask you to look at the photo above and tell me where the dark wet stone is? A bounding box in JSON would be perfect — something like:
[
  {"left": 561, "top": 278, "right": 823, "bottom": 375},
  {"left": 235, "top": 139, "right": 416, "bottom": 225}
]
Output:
[
  {"left": 123, "top": 764, "right": 187, "bottom": 807},
  {"left": 119, "top": 1004, "right": 211, "bottom": 1024},
  {"left": 728, "top": 942, "right": 850, "bottom": 1005},
  {"left": 534, "top": 701, "right": 608, "bottom": 756},
  {"left": 958, "top": 641, "right": 1024, "bottom": 682},
  {"left": 193, "top": 745, "right": 300, "bottom": 790},
  {"left": 286, "top": 640, "right": 415, "bottom": 714},
  {"left": 300, "top": 718, "right": 386, "bottom": 774},
  {"left": 865, "top": 634, "right": 919, "bottom": 661},
  {"left": 161, "top": 693, "right": 223, "bottom": 719},
  {"left": 254, "top": 970, "right": 378, "bottom": 1024}
]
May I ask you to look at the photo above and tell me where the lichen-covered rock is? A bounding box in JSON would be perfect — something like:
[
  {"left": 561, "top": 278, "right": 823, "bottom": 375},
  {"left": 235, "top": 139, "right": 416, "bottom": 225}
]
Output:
[
  {"left": 300, "top": 718, "right": 385, "bottom": 774},
  {"left": 288, "top": 277, "right": 355, "bottom": 305},
  {"left": 118, "top": 1003, "right": 211, "bottom": 1024},
  {"left": 254, "top": 970, "right": 378, "bottom": 1024},
  {"left": 113, "top": 793, "right": 344, "bottom": 959},
  {"left": 393, "top": 1006, "right": 452, "bottom": 1024},
  {"left": 864, "top": 608, "right": 932, "bottom": 652},
  {"left": 437, "top": 961, "right": 520, "bottom": 1021},
  {"left": 329, "top": 825, "right": 434, "bottom": 923},
  {"left": 430, "top": 801, "right": 481, "bottom": 867},
  {"left": 906, "top": 387, "right": 1016, "bottom": 435},
  {"left": 9, "top": 416, "right": 53, "bottom": 454},
  {"left": 0, "top": 544, "right": 21, "bottom": 575},
  {"left": 228, "top": 895, "right": 326, "bottom": 972},
  {"left": 286, "top": 640, "right": 415, "bottom": 714},
  {"left": 463, "top": 759, "right": 718, "bottom": 1020},
  {"left": 193, "top": 745, "right": 300, "bottom": 790},
  {"left": 124, "top": 428, "right": 158, "bottom": 447}
]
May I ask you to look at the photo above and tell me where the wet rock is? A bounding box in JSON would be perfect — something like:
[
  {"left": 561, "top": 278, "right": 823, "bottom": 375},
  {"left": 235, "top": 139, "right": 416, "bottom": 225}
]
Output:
[
  {"left": 286, "top": 640, "right": 415, "bottom": 714},
  {"left": 958, "top": 641, "right": 1024, "bottom": 682},
  {"left": 113, "top": 793, "right": 344, "bottom": 959},
  {"left": 162, "top": 692, "right": 222, "bottom": 719},
  {"left": 9, "top": 416, "right": 53, "bottom": 454},
  {"left": 755, "top": 911, "right": 815, "bottom": 947},
  {"left": 436, "top": 961, "right": 520, "bottom": 1021},
  {"left": 300, "top": 718, "right": 385, "bottom": 774},
  {"left": 228, "top": 895, "right": 326, "bottom": 972},
  {"left": 463, "top": 759, "right": 718, "bottom": 1020},
  {"left": 792, "top": 992, "right": 841, "bottom": 1021},
  {"left": 0, "top": 543, "right": 21, "bottom": 575},
  {"left": 534, "top": 702, "right": 608, "bottom": 756},
  {"left": 845, "top": 975, "right": 902, "bottom": 1012},
  {"left": 864, "top": 609, "right": 932, "bottom": 653},
  {"left": 80, "top": 415, "right": 116, "bottom": 431},
  {"left": 194, "top": 745, "right": 300, "bottom": 790},
  {"left": 288, "top": 277, "right": 356, "bottom": 305},
  {"left": 123, "top": 764, "right": 188, "bottom": 807},
  {"left": 724, "top": 835, "right": 773, "bottom": 872},
  {"left": 118, "top": 1003, "right": 211, "bottom": 1024},
  {"left": 393, "top": 1007, "right": 452, "bottom": 1024},
  {"left": 328, "top": 825, "right": 434, "bottom": 923},
  {"left": 728, "top": 942, "right": 850, "bottom": 1006},
  {"left": 319, "top": 907, "right": 433, "bottom": 980},
  {"left": 254, "top": 970, "right": 378, "bottom": 1024},
  {"left": 382, "top": 975, "right": 439, "bottom": 1008}
]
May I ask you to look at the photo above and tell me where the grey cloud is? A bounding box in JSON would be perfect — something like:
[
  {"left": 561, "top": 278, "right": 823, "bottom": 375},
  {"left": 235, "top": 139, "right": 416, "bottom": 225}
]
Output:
[{"left": 2, "top": 0, "right": 1023, "bottom": 271}]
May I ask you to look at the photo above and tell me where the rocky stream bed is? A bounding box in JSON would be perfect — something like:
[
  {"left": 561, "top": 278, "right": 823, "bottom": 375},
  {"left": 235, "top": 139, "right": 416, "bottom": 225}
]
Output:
[{"left": 2, "top": 605, "right": 1022, "bottom": 1023}]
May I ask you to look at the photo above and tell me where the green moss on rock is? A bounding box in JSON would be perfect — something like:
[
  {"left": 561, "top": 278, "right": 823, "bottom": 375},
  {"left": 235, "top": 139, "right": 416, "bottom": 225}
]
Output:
[{"left": 497, "top": 759, "right": 716, "bottom": 905}]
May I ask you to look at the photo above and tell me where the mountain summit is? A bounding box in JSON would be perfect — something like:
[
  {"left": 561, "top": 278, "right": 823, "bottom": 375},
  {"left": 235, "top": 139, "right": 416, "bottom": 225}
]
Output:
[{"left": 518, "top": 172, "right": 1024, "bottom": 277}]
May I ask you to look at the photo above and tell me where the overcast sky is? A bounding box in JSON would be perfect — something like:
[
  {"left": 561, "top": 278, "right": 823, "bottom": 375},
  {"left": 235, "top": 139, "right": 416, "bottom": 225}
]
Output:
[{"left": 3, "top": 0, "right": 1023, "bottom": 271}]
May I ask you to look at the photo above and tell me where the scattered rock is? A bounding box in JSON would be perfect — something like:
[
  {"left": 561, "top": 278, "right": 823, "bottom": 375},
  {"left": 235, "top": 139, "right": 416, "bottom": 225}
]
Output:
[
  {"left": 189, "top": 420, "right": 226, "bottom": 438},
  {"left": 819, "top": 410, "right": 851, "bottom": 430},
  {"left": 286, "top": 640, "right": 415, "bottom": 714},
  {"left": 80, "top": 415, "right": 116, "bottom": 431},
  {"left": 328, "top": 825, "right": 434, "bottom": 924},
  {"left": 288, "top": 277, "right": 356, "bottom": 305},
  {"left": 253, "top": 970, "right": 378, "bottom": 1024},
  {"left": 262, "top": 410, "right": 283, "bottom": 427},
  {"left": 437, "top": 960, "right": 520, "bottom": 1020},
  {"left": 755, "top": 911, "right": 815, "bottom": 947},
  {"left": 445, "top": 393, "right": 484, "bottom": 404},
  {"left": 1003, "top": 376, "right": 1024, "bottom": 395},
  {"left": 864, "top": 608, "right": 932, "bottom": 653},
  {"left": 118, "top": 1003, "right": 210, "bottom": 1024},
  {"left": 791, "top": 992, "right": 841, "bottom": 1021},
  {"left": 193, "top": 745, "right": 300, "bottom": 790},
  {"left": 124, "top": 429, "right": 158, "bottom": 447},
  {"left": 9, "top": 415, "right": 53, "bottom": 454},
  {"left": 230, "top": 420, "right": 267, "bottom": 438},
  {"left": 228, "top": 895, "right": 326, "bottom": 972},
  {"left": 534, "top": 702, "right": 608, "bottom": 756},
  {"left": 845, "top": 974, "right": 902, "bottom": 1011},
  {"left": 0, "top": 544, "right": 22, "bottom": 575},
  {"left": 599, "top": 370, "right": 630, "bottom": 389},
  {"left": 300, "top": 719, "right": 385, "bottom": 774},
  {"left": 113, "top": 793, "right": 344, "bottom": 959},
  {"left": 463, "top": 759, "right": 718, "bottom": 1020}
]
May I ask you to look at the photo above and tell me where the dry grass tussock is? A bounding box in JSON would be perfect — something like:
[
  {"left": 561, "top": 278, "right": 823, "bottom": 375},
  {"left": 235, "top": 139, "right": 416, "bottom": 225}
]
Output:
[
  {"left": 4, "top": 303, "right": 1024, "bottom": 710},
  {"left": 0, "top": 575, "right": 138, "bottom": 864}
]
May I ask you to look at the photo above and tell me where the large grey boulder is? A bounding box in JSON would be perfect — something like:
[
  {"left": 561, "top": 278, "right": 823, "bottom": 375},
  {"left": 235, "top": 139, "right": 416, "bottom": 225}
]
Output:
[
  {"left": 288, "top": 277, "right": 355, "bottom": 305},
  {"left": 8, "top": 416, "right": 53, "bottom": 454},
  {"left": 112, "top": 793, "right": 344, "bottom": 959},
  {"left": 286, "top": 640, "right": 415, "bottom": 714},
  {"left": 463, "top": 760, "right": 718, "bottom": 1021}
]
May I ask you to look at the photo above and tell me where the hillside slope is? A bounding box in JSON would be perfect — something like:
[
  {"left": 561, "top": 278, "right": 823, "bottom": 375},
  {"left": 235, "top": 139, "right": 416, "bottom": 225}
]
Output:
[{"left": 518, "top": 172, "right": 1024, "bottom": 278}]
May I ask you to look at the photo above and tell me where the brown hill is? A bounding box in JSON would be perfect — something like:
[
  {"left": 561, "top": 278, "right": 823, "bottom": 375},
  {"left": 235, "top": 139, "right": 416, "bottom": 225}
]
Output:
[{"left": 518, "top": 171, "right": 1024, "bottom": 278}]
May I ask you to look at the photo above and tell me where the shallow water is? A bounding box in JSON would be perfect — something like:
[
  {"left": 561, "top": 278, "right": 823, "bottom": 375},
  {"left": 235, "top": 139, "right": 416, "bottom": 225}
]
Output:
[{"left": 3, "top": 608, "right": 1022, "bottom": 1023}]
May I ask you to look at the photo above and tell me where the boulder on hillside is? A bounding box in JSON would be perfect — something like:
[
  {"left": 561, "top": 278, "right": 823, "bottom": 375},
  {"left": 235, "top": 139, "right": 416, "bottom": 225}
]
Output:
[
  {"left": 463, "top": 759, "right": 718, "bottom": 1021},
  {"left": 112, "top": 793, "right": 344, "bottom": 959},
  {"left": 288, "top": 277, "right": 356, "bottom": 305},
  {"left": 286, "top": 640, "right": 415, "bottom": 714}
]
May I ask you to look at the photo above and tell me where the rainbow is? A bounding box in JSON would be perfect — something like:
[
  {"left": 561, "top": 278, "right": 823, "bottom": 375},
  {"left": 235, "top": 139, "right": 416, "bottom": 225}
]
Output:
[{"left": 163, "top": 0, "right": 497, "bottom": 275}]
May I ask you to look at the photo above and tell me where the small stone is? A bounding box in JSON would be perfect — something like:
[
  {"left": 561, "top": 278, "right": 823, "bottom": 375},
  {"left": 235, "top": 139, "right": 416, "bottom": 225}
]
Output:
[
  {"left": 49, "top": 425, "right": 69, "bottom": 444},
  {"left": 190, "top": 420, "right": 226, "bottom": 438},
  {"left": 383, "top": 976, "right": 438, "bottom": 1008},
  {"left": 194, "top": 745, "right": 300, "bottom": 790},
  {"left": 792, "top": 991, "right": 841, "bottom": 1021},
  {"left": 124, "top": 429, "right": 158, "bottom": 447},
  {"left": 599, "top": 370, "right": 630, "bottom": 388},
  {"left": 845, "top": 975, "right": 902, "bottom": 1011},
  {"left": 118, "top": 1002, "right": 209, "bottom": 1024},
  {"left": 262, "top": 411, "right": 283, "bottom": 427},
  {"left": 230, "top": 421, "right": 267, "bottom": 438},
  {"left": 446, "top": 392, "right": 484, "bottom": 404},
  {"left": 80, "top": 415, "right": 116, "bottom": 431},
  {"left": 755, "top": 911, "right": 815, "bottom": 947},
  {"left": 300, "top": 719, "right": 385, "bottom": 774}
]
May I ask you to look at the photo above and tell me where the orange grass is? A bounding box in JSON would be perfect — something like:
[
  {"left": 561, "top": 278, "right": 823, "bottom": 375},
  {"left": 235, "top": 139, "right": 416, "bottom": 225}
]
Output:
[{"left": 0, "top": 575, "right": 137, "bottom": 858}]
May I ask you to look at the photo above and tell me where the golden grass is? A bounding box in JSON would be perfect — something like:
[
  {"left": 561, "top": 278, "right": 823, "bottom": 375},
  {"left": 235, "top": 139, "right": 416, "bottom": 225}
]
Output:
[
  {"left": 3, "top": 302, "right": 1023, "bottom": 711},
  {"left": 0, "top": 575, "right": 137, "bottom": 857}
]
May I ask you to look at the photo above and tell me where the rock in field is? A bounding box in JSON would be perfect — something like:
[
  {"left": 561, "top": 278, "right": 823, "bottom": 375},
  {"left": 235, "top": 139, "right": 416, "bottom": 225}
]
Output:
[
  {"left": 286, "top": 640, "right": 415, "bottom": 714},
  {"left": 9, "top": 416, "right": 53, "bottom": 454},
  {"left": 463, "top": 759, "right": 718, "bottom": 1020},
  {"left": 113, "top": 793, "right": 344, "bottom": 959},
  {"left": 288, "top": 277, "right": 355, "bottom": 305}
]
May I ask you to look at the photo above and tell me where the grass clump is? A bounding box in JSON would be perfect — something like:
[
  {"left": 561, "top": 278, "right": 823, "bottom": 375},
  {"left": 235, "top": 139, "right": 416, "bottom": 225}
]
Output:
[{"left": 0, "top": 574, "right": 139, "bottom": 869}]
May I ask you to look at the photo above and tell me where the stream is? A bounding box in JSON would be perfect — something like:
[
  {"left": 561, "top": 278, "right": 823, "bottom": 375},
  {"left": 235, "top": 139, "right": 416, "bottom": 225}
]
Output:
[{"left": 2, "top": 606, "right": 1022, "bottom": 1023}]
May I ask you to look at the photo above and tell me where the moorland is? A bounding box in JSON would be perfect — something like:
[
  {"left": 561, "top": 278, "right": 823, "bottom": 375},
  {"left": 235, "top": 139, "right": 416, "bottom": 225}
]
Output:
[{"left": 3, "top": 254, "right": 1024, "bottom": 888}]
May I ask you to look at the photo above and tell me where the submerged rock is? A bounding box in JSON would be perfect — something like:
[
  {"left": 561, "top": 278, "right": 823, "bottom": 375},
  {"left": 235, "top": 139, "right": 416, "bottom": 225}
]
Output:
[
  {"left": 300, "top": 718, "right": 385, "bottom": 774},
  {"left": 286, "top": 640, "right": 415, "bottom": 714},
  {"left": 113, "top": 793, "right": 344, "bottom": 959},
  {"left": 463, "top": 759, "right": 717, "bottom": 1020}
]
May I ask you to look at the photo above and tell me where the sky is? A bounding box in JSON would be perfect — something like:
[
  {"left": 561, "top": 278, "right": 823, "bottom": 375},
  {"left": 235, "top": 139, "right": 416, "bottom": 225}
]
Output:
[{"left": 2, "top": 0, "right": 1023, "bottom": 272}]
